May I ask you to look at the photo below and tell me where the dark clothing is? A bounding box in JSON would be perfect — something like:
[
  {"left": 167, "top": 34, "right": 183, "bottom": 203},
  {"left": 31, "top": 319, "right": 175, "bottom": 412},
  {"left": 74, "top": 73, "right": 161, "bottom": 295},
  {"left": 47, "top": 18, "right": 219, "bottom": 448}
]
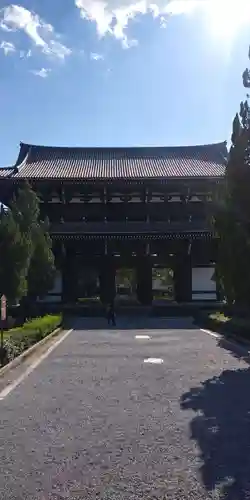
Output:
[{"left": 107, "top": 304, "right": 116, "bottom": 326}]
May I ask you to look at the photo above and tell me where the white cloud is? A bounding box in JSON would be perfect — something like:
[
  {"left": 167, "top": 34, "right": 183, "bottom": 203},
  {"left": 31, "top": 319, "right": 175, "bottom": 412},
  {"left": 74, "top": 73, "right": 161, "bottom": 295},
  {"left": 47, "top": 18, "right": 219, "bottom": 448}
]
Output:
[
  {"left": 0, "top": 4, "right": 71, "bottom": 60},
  {"left": 90, "top": 52, "right": 104, "bottom": 60},
  {"left": 42, "top": 40, "right": 72, "bottom": 60},
  {"left": 75, "top": 0, "right": 201, "bottom": 47},
  {"left": 165, "top": 0, "right": 199, "bottom": 15},
  {"left": 0, "top": 40, "right": 15, "bottom": 55},
  {"left": 21, "top": 48, "right": 32, "bottom": 58},
  {"left": 31, "top": 67, "right": 51, "bottom": 78},
  {"left": 0, "top": 22, "right": 13, "bottom": 32}
]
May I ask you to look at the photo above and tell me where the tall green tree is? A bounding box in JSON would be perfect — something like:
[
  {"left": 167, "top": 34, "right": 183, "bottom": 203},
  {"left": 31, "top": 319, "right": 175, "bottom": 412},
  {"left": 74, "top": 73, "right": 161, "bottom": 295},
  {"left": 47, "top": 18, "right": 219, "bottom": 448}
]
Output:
[
  {"left": 12, "top": 184, "right": 56, "bottom": 302},
  {"left": 214, "top": 48, "right": 250, "bottom": 306},
  {"left": 0, "top": 182, "right": 56, "bottom": 305},
  {"left": 11, "top": 181, "right": 39, "bottom": 245},
  {"left": 0, "top": 211, "right": 29, "bottom": 301},
  {"left": 27, "top": 218, "right": 56, "bottom": 300}
]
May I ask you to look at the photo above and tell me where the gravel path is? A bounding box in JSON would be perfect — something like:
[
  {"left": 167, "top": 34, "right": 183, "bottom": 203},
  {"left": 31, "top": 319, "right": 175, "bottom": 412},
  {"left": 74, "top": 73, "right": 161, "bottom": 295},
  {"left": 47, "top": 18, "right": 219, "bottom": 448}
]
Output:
[{"left": 0, "top": 317, "right": 250, "bottom": 500}]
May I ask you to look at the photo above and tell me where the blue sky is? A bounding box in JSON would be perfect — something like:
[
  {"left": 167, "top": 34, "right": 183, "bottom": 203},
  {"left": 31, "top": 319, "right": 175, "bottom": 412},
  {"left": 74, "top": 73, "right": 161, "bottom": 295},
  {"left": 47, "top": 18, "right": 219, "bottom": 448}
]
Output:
[{"left": 0, "top": 0, "right": 249, "bottom": 166}]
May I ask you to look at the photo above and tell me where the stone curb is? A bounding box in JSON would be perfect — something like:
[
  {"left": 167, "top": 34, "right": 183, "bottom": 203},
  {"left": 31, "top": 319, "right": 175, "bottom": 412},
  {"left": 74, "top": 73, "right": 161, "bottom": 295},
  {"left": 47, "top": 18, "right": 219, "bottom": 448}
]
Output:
[
  {"left": 0, "top": 326, "right": 63, "bottom": 378},
  {"left": 223, "top": 331, "right": 250, "bottom": 348},
  {"left": 197, "top": 320, "right": 250, "bottom": 350}
]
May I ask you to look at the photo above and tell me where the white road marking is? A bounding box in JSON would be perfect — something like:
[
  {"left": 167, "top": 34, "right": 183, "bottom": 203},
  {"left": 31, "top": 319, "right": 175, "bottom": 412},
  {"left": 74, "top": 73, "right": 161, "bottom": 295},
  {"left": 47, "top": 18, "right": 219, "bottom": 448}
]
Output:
[
  {"left": 0, "top": 329, "right": 73, "bottom": 401},
  {"left": 135, "top": 335, "right": 151, "bottom": 340},
  {"left": 200, "top": 328, "right": 220, "bottom": 338},
  {"left": 144, "top": 358, "right": 164, "bottom": 364}
]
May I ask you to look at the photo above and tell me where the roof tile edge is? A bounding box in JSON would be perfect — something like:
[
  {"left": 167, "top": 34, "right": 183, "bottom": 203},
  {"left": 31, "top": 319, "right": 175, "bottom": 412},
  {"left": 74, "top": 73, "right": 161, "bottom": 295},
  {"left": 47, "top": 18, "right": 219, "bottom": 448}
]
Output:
[{"left": 17, "top": 140, "right": 227, "bottom": 152}]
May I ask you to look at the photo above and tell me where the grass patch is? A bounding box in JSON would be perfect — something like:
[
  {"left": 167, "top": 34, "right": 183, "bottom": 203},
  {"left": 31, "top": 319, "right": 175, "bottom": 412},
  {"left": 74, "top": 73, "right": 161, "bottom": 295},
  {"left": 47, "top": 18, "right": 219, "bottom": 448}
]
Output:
[
  {"left": 209, "top": 312, "right": 230, "bottom": 324},
  {"left": 2, "top": 314, "right": 62, "bottom": 365}
]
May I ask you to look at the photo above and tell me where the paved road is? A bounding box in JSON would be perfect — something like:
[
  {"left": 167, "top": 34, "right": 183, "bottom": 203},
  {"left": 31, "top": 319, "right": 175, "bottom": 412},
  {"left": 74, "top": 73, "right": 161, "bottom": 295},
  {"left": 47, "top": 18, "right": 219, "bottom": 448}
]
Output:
[{"left": 1, "top": 317, "right": 250, "bottom": 500}]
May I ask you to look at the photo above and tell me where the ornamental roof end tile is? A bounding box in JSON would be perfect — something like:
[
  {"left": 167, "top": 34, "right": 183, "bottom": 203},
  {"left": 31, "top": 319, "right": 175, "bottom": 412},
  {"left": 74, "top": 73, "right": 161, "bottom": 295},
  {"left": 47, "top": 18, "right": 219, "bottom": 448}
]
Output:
[{"left": 3, "top": 141, "right": 228, "bottom": 180}]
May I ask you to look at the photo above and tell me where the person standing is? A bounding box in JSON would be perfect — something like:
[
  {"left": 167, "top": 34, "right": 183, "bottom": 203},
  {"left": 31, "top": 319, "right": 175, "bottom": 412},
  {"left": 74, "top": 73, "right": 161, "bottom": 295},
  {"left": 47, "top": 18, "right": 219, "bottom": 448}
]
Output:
[{"left": 107, "top": 301, "right": 116, "bottom": 326}]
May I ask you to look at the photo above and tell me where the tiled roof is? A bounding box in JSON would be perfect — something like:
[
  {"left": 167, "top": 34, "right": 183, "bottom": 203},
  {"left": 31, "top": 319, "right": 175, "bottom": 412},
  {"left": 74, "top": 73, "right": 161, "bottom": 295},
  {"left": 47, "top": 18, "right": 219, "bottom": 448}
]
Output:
[
  {"left": 7, "top": 142, "right": 227, "bottom": 180},
  {"left": 0, "top": 168, "right": 14, "bottom": 177}
]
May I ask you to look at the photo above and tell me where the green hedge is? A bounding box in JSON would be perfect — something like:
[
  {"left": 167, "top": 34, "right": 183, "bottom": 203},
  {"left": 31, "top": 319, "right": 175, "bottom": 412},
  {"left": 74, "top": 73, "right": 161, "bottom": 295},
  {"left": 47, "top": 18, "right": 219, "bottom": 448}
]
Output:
[
  {"left": 196, "top": 310, "right": 250, "bottom": 340},
  {"left": 3, "top": 314, "right": 62, "bottom": 365}
]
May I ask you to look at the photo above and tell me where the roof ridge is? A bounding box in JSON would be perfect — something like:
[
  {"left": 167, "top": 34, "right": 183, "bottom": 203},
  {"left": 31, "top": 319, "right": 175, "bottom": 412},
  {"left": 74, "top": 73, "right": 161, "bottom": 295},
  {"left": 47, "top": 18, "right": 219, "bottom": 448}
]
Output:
[{"left": 19, "top": 141, "right": 227, "bottom": 151}]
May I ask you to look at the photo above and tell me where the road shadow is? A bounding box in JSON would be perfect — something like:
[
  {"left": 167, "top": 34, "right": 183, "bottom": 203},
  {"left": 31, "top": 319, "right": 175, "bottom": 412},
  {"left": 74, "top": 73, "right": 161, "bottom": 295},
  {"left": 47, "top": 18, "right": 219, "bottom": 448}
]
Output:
[
  {"left": 63, "top": 315, "right": 195, "bottom": 331},
  {"left": 217, "top": 337, "right": 250, "bottom": 365},
  {"left": 195, "top": 313, "right": 250, "bottom": 365},
  {"left": 181, "top": 367, "right": 250, "bottom": 499}
]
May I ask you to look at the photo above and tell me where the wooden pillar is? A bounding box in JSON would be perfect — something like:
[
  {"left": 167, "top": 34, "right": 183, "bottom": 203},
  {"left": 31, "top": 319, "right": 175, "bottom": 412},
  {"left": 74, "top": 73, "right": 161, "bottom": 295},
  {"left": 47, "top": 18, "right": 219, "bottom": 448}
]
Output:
[
  {"left": 137, "top": 252, "right": 152, "bottom": 305},
  {"left": 99, "top": 248, "right": 116, "bottom": 304},
  {"left": 174, "top": 240, "right": 192, "bottom": 303},
  {"left": 62, "top": 246, "right": 77, "bottom": 303},
  {"left": 52, "top": 240, "right": 61, "bottom": 272}
]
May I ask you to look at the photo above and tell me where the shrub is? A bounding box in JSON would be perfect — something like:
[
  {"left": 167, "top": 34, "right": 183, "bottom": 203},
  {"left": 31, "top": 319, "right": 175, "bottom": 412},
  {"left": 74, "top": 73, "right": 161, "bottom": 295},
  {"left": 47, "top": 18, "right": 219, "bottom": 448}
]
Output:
[
  {"left": 3, "top": 314, "right": 62, "bottom": 364},
  {"left": 196, "top": 310, "right": 250, "bottom": 340}
]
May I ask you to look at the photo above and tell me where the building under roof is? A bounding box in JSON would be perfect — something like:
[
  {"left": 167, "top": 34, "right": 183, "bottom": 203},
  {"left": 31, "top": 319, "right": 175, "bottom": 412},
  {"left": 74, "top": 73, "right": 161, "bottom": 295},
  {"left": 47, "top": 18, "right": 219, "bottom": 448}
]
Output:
[{"left": 0, "top": 141, "right": 227, "bottom": 305}]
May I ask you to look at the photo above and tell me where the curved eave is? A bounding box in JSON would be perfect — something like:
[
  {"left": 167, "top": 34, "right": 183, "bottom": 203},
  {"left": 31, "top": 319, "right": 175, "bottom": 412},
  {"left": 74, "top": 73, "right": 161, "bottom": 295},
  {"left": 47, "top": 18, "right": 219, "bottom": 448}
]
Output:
[
  {"left": 0, "top": 168, "right": 16, "bottom": 179},
  {"left": 19, "top": 140, "right": 227, "bottom": 152},
  {"left": 4, "top": 175, "right": 225, "bottom": 183}
]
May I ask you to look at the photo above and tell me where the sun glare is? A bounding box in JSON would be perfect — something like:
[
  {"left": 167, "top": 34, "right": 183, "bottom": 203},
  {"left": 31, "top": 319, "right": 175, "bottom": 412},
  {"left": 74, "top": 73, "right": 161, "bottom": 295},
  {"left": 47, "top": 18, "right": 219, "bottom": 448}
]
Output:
[{"left": 204, "top": 0, "right": 250, "bottom": 40}]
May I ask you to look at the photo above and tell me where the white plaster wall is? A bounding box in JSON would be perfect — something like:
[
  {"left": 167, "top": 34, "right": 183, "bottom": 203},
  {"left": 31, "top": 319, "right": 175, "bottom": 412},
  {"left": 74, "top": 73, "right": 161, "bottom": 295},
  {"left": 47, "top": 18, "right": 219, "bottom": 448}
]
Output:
[{"left": 192, "top": 267, "right": 216, "bottom": 300}]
